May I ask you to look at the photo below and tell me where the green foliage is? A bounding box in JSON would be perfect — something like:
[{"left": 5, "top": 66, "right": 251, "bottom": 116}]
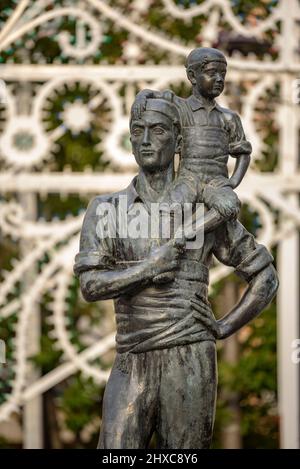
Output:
[
  {"left": 59, "top": 374, "right": 102, "bottom": 435},
  {"left": 30, "top": 334, "right": 63, "bottom": 375}
]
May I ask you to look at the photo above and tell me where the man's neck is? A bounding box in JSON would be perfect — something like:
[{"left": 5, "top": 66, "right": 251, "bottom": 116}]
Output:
[{"left": 138, "top": 164, "right": 174, "bottom": 199}]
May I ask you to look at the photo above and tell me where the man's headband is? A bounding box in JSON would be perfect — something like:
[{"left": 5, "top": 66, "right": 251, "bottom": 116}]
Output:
[
  {"left": 130, "top": 98, "right": 180, "bottom": 126},
  {"left": 144, "top": 98, "right": 180, "bottom": 123}
]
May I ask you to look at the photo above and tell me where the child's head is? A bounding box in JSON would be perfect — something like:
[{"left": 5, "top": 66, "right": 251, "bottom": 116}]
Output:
[{"left": 186, "top": 47, "right": 227, "bottom": 99}]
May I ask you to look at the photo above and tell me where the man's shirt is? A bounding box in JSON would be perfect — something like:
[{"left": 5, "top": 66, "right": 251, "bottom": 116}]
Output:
[{"left": 74, "top": 175, "right": 273, "bottom": 354}]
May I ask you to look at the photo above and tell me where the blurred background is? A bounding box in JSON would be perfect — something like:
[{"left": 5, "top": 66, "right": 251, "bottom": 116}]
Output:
[{"left": 0, "top": 0, "right": 299, "bottom": 449}]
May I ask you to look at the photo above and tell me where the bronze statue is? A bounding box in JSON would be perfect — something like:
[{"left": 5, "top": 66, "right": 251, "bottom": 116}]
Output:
[
  {"left": 133, "top": 47, "right": 252, "bottom": 225},
  {"left": 74, "top": 47, "right": 278, "bottom": 449}
]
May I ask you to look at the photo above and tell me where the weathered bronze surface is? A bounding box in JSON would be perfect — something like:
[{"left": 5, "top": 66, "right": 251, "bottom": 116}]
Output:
[{"left": 74, "top": 47, "right": 279, "bottom": 449}]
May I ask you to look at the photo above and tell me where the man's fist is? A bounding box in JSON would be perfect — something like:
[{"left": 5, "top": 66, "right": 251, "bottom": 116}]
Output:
[{"left": 151, "top": 239, "right": 185, "bottom": 283}]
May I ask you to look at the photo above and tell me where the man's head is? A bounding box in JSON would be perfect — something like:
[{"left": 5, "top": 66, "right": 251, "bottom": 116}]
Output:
[
  {"left": 186, "top": 47, "right": 227, "bottom": 99},
  {"left": 130, "top": 98, "right": 181, "bottom": 172}
]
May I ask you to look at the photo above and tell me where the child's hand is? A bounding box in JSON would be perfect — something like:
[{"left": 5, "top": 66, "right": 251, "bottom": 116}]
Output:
[{"left": 228, "top": 176, "right": 239, "bottom": 189}]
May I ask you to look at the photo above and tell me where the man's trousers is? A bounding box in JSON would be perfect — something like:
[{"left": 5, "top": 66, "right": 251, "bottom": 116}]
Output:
[{"left": 98, "top": 341, "right": 217, "bottom": 449}]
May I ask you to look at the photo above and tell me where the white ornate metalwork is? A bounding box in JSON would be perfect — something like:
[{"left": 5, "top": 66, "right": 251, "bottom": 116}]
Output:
[{"left": 0, "top": 0, "right": 299, "bottom": 448}]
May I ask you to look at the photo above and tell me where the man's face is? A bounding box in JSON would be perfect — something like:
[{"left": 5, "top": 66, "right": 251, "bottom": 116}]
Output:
[
  {"left": 189, "top": 61, "right": 227, "bottom": 99},
  {"left": 130, "top": 110, "right": 178, "bottom": 171}
]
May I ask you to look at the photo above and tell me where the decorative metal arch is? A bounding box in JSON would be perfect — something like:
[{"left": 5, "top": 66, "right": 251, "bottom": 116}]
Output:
[{"left": 0, "top": 0, "right": 299, "bottom": 448}]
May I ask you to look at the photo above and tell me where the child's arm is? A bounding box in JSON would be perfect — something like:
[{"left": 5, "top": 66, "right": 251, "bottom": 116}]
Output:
[
  {"left": 228, "top": 113, "right": 252, "bottom": 188},
  {"left": 229, "top": 153, "right": 251, "bottom": 189}
]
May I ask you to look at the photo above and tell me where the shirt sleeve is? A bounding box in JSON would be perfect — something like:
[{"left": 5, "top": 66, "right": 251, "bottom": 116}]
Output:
[
  {"left": 227, "top": 112, "right": 252, "bottom": 157},
  {"left": 74, "top": 196, "right": 116, "bottom": 277},
  {"left": 212, "top": 219, "right": 274, "bottom": 282}
]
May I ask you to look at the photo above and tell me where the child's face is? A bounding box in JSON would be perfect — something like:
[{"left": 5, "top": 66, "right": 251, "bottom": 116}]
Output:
[{"left": 191, "top": 61, "right": 227, "bottom": 99}]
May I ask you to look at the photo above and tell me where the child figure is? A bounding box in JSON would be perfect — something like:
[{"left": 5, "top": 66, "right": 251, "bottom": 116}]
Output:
[{"left": 133, "top": 47, "right": 252, "bottom": 222}]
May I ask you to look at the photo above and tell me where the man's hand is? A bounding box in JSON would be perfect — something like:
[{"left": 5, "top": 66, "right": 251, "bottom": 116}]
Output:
[
  {"left": 132, "top": 89, "right": 154, "bottom": 119},
  {"left": 151, "top": 238, "right": 185, "bottom": 284},
  {"left": 190, "top": 293, "right": 224, "bottom": 339},
  {"left": 131, "top": 89, "right": 174, "bottom": 120}
]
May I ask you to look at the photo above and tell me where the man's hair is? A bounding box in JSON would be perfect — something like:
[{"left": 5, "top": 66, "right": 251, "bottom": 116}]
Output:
[
  {"left": 130, "top": 96, "right": 181, "bottom": 137},
  {"left": 185, "top": 47, "right": 227, "bottom": 74}
]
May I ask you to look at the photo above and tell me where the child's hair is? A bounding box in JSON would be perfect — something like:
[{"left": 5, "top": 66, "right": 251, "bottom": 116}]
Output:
[{"left": 185, "top": 47, "right": 227, "bottom": 74}]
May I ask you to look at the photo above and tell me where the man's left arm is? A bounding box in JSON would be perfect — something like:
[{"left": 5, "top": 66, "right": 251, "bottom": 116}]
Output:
[{"left": 191, "top": 220, "right": 279, "bottom": 339}]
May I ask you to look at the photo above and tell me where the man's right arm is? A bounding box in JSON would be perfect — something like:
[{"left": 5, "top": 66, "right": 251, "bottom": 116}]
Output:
[{"left": 79, "top": 241, "right": 181, "bottom": 302}]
